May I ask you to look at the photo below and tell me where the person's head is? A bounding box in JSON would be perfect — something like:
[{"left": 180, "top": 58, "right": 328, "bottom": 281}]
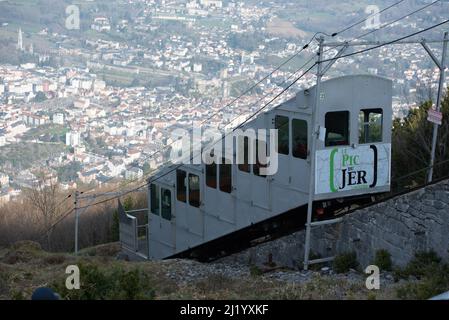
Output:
[{"left": 31, "top": 287, "right": 61, "bottom": 300}]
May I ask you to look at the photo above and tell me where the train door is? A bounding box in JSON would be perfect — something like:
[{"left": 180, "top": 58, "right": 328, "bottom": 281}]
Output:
[
  {"left": 272, "top": 113, "right": 291, "bottom": 186},
  {"left": 290, "top": 116, "right": 310, "bottom": 193},
  {"left": 251, "top": 136, "right": 271, "bottom": 213},
  {"left": 175, "top": 169, "right": 204, "bottom": 250},
  {"left": 149, "top": 183, "right": 176, "bottom": 259},
  {"left": 186, "top": 170, "right": 204, "bottom": 247},
  {"left": 217, "top": 158, "right": 235, "bottom": 223},
  {"left": 204, "top": 155, "right": 236, "bottom": 240}
]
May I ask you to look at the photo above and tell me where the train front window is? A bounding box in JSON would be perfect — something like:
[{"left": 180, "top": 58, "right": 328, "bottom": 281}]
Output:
[
  {"left": 325, "top": 111, "right": 350, "bottom": 147},
  {"left": 359, "top": 108, "right": 383, "bottom": 144},
  {"left": 292, "top": 119, "right": 308, "bottom": 159},
  {"left": 150, "top": 184, "right": 160, "bottom": 216},
  {"left": 189, "top": 173, "right": 201, "bottom": 208},
  {"left": 176, "top": 170, "right": 187, "bottom": 203},
  {"left": 275, "top": 115, "right": 289, "bottom": 155},
  {"left": 161, "top": 188, "right": 172, "bottom": 221}
]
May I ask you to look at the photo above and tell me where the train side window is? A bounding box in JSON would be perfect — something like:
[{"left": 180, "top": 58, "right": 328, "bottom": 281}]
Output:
[
  {"left": 359, "top": 108, "right": 383, "bottom": 144},
  {"left": 161, "top": 188, "right": 172, "bottom": 221},
  {"left": 275, "top": 115, "right": 289, "bottom": 155},
  {"left": 189, "top": 173, "right": 201, "bottom": 208},
  {"left": 150, "top": 184, "right": 160, "bottom": 216},
  {"left": 238, "top": 136, "right": 250, "bottom": 173},
  {"left": 325, "top": 111, "right": 350, "bottom": 147},
  {"left": 219, "top": 158, "right": 232, "bottom": 193},
  {"left": 292, "top": 119, "right": 308, "bottom": 159},
  {"left": 253, "top": 139, "right": 267, "bottom": 177},
  {"left": 176, "top": 170, "right": 187, "bottom": 203},
  {"left": 206, "top": 162, "right": 217, "bottom": 188}
]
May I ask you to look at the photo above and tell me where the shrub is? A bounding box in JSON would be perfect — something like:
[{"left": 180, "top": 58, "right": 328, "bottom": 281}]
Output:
[
  {"left": 333, "top": 252, "right": 359, "bottom": 273},
  {"left": 396, "top": 263, "right": 449, "bottom": 299},
  {"left": 10, "top": 290, "right": 26, "bottom": 300},
  {"left": 395, "top": 251, "right": 449, "bottom": 300},
  {"left": 404, "top": 251, "right": 441, "bottom": 279},
  {"left": 374, "top": 249, "right": 392, "bottom": 271},
  {"left": 393, "top": 251, "right": 442, "bottom": 281},
  {"left": 2, "top": 241, "right": 43, "bottom": 264},
  {"left": 249, "top": 264, "right": 263, "bottom": 277},
  {"left": 43, "top": 254, "right": 66, "bottom": 265},
  {"left": 52, "top": 262, "right": 155, "bottom": 300}
]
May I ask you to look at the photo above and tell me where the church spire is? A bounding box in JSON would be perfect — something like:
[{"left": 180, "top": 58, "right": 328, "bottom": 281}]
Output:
[{"left": 17, "top": 28, "right": 23, "bottom": 51}]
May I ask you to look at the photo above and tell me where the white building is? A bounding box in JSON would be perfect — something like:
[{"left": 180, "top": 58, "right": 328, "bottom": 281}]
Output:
[
  {"left": 53, "top": 113, "right": 64, "bottom": 125},
  {"left": 74, "top": 98, "right": 90, "bottom": 109},
  {"left": 91, "top": 17, "right": 111, "bottom": 32},
  {"left": 93, "top": 79, "right": 106, "bottom": 91},
  {"left": 193, "top": 63, "right": 202, "bottom": 72},
  {"left": 125, "top": 167, "right": 143, "bottom": 180},
  {"left": 66, "top": 131, "right": 81, "bottom": 147},
  {"left": 200, "top": 0, "right": 223, "bottom": 8},
  {"left": 0, "top": 172, "right": 9, "bottom": 188}
]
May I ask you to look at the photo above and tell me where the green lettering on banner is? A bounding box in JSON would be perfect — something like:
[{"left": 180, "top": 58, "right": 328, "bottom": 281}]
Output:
[{"left": 329, "top": 148, "right": 338, "bottom": 193}]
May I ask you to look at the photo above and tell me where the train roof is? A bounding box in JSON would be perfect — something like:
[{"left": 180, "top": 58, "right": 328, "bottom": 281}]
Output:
[
  {"left": 276, "top": 74, "right": 392, "bottom": 113},
  {"left": 147, "top": 74, "right": 393, "bottom": 184}
]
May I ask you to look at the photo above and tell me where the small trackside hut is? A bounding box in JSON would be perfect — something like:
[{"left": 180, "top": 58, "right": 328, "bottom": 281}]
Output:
[{"left": 118, "top": 74, "right": 393, "bottom": 261}]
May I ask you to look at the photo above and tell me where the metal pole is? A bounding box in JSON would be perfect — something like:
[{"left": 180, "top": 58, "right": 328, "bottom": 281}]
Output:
[
  {"left": 74, "top": 190, "right": 79, "bottom": 255},
  {"left": 428, "top": 32, "right": 448, "bottom": 183},
  {"left": 304, "top": 36, "right": 324, "bottom": 271}
]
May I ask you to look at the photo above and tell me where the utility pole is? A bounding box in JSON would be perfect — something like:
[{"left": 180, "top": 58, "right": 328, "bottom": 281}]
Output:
[
  {"left": 74, "top": 190, "right": 80, "bottom": 255},
  {"left": 303, "top": 36, "right": 324, "bottom": 271},
  {"left": 426, "top": 32, "right": 448, "bottom": 183}
]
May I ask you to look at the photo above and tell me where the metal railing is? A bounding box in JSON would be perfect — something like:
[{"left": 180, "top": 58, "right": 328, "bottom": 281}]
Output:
[{"left": 124, "top": 208, "right": 149, "bottom": 258}]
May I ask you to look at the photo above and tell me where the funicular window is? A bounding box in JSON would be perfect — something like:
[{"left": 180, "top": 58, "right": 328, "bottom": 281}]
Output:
[
  {"left": 206, "top": 162, "right": 217, "bottom": 188},
  {"left": 325, "top": 111, "right": 350, "bottom": 147},
  {"left": 176, "top": 170, "right": 187, "bottom": 202},
  {"left": 161, "top": 188, "right": 172, "bottom": 221},
  {"left": 189, "top": 174, "right": 201, "bottom": 208},
  {"left": 238, "top": 136, "right": 251, "bottom": 173},
  {"left": 219, "top": 158, "right": 232, "bottom": 193},
  {"left": 275, "top": 115, "right": 289, "bottom": 155},
  {"left": 359, "top": 108, "right": 383, "bottom": 144},
  {"left": 150, "top": 184, "right": 160, "bottom": 216},
  {"left": 253, "top": 139, "right": 267, "bottom": 177},
  {"left": 292, "top": 119, "right": 308, "bottom": 159}
]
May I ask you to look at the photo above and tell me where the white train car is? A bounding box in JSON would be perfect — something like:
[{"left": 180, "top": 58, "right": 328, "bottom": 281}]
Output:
[{"left": 119, "top": 74, "right": 393, "bottom": 261}]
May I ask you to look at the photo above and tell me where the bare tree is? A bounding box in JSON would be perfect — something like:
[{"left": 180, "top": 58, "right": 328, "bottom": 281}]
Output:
[{"left": 23, "top": 172, "right": 61, "bottom": 249}]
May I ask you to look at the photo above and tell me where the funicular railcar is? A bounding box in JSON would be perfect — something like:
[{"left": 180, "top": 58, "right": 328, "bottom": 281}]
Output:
[{"left": 119, "top": 74, "right": 393, "bottom": 261}]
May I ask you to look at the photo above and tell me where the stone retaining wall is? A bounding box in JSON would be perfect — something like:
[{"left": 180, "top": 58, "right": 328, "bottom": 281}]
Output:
[{"left": 220, "top": 179, "right": 449, "bottom": 269}]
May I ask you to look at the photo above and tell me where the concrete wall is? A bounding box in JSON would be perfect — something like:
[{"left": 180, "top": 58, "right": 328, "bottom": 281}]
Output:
[{"left": 220, "top": 179, "right": 449, "bottom": 269}]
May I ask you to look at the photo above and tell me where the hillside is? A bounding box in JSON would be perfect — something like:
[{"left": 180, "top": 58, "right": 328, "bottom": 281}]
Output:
[{"left": 0, "top": 240, "right": 441, "bottom": 300}]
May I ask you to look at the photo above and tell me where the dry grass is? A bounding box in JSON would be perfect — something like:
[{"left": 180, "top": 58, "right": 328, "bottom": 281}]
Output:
[{"left": 0, "top": 241, "right": 414, "bottom": 300}]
